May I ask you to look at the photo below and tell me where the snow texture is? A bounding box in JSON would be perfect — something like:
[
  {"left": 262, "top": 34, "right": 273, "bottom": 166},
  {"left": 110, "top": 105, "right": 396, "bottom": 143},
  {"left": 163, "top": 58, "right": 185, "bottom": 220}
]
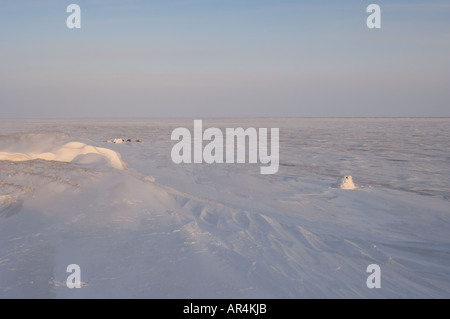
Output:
[
  {"left": 0, "top": 133, "right": 125, "bottom": 170},
  {"left": 0, "top": 118, "right": 449, "bottom": 298}
]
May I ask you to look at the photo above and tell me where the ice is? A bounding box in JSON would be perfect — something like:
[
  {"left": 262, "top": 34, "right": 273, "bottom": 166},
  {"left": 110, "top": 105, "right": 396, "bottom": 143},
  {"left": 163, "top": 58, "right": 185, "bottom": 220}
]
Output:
[{"left": 0, "top": 118, "right": 449, "bottom": 298}]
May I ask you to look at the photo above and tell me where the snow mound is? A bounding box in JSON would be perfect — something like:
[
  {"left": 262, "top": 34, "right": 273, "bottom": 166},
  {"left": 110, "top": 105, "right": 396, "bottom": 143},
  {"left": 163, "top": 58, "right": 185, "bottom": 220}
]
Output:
[
  {"left": 336, "top": 175, "right": 357, "bottom": 190},
  {"left": 0, "top": 133, "right": 125, "bottom": 170}
]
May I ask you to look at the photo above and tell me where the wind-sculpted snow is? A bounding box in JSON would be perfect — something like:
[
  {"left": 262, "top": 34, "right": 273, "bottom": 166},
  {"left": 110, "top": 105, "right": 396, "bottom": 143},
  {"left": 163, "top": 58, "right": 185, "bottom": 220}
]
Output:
[
  {"left": 0, "top": 132, "right": 125, "bottom": 170},
  {"left": 0, "top": 119, "right": 450, "bottom": 298}
]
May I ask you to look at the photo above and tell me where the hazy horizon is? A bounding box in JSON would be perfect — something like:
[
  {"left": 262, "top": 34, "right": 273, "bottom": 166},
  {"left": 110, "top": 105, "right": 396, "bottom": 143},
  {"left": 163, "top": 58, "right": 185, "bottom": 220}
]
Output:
[
  {"left": 1, "top": 0, "right": 449, "bottom": 118},
  {"left": 2, "top": 116, "right": 450, "bottom": 121}
]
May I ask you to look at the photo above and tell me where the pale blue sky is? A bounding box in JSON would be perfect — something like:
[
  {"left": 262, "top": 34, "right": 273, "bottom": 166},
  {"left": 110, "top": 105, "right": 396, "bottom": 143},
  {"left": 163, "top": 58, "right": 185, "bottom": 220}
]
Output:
[{"left": 1, "top": 0, "right": 449, "bottom": 117}]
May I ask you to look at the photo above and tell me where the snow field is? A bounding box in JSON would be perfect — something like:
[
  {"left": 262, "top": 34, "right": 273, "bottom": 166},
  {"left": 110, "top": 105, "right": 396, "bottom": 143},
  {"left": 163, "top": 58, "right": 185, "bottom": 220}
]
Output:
[{"left": 0, "top": 118, "right": 449, "bottom": 298}]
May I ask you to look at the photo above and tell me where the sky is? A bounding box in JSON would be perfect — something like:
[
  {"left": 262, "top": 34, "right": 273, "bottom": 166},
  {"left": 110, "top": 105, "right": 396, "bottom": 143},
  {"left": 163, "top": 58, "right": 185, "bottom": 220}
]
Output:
[{"left": 0, "top": 0, "right": 449, "bottom": 118}]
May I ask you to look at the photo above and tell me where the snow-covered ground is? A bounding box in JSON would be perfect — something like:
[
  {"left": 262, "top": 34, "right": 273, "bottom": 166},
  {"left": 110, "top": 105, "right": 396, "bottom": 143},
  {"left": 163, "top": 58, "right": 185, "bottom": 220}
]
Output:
[{"left": 0, "top": 118, "right": 449, "bottom": 298}]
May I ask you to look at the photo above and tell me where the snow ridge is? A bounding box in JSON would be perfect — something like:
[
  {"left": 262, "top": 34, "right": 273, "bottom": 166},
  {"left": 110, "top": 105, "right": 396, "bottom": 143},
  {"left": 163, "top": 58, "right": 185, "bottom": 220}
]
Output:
[{"left": 0, "top": 133, "right": 125, "bottom": 170}]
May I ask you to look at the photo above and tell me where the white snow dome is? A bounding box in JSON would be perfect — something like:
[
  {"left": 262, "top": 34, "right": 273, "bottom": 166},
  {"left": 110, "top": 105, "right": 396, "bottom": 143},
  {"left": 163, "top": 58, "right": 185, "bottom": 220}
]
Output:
[{"left": 337, "top": 175, "right": 356, "bottom": 190}]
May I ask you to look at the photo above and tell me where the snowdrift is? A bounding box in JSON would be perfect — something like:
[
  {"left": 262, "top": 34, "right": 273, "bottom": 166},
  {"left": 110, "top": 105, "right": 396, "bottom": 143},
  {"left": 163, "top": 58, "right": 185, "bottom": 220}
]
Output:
[{"left": 0, "top": 133, "right": 125, "bottom": 170}]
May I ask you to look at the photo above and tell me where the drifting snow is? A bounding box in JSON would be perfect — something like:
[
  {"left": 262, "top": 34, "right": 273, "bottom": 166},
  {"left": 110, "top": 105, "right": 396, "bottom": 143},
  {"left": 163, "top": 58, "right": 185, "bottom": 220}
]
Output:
[
  {"left": 0, "top": 195, "right": 22, "bottom": 218},
  {"left": 0, "top": 133, "right": 125, "bottom": 170}
]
